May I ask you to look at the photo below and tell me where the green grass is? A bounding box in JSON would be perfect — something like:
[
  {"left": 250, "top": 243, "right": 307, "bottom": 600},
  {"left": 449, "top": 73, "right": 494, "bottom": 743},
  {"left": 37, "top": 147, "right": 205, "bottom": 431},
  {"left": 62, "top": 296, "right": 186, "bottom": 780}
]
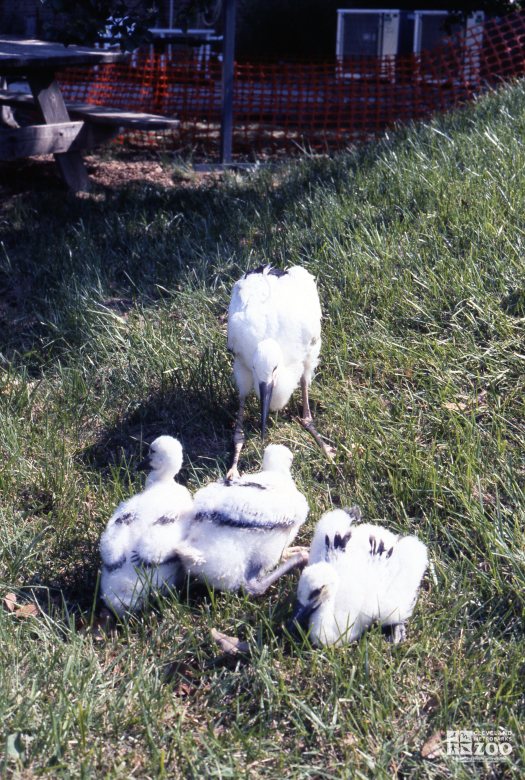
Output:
[{"left": 0, "top": 81, "right": 524, "bottom": 778}]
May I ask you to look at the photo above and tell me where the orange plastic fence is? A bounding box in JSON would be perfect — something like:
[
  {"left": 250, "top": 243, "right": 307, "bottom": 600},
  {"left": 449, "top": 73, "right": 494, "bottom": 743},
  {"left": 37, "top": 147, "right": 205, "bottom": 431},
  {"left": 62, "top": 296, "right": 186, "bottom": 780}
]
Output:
[{"left": 58, "top": 10, "right": 525, "bottom": 157}]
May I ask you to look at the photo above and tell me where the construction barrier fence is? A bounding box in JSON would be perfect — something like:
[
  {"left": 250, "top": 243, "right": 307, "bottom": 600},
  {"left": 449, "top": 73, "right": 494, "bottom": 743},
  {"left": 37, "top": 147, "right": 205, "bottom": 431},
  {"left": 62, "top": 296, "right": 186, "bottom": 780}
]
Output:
[{"left": 58, "top": 10, "right": 525, "bottom": 158}]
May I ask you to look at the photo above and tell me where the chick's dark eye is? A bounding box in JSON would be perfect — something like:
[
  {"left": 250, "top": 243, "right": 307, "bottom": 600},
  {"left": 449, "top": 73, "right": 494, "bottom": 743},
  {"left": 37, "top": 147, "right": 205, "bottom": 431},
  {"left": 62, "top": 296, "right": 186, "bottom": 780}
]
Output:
[
  {"left": 309, "top": 587, "right": 322, "bottom": 600},
  {"left": 273, "top": 365, "right": 278, "bottom": 372}
]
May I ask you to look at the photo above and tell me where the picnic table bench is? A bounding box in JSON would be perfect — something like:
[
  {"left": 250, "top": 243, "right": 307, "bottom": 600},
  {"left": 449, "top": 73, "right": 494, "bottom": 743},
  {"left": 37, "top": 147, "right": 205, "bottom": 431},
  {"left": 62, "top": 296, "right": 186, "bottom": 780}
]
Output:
[{"left": 0, "top": 37, "right": 178, "bottom": 191}]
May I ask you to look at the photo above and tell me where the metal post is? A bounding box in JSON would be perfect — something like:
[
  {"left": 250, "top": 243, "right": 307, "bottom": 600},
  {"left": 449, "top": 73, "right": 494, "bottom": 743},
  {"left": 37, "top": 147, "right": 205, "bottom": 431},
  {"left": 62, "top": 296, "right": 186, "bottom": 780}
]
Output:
[{"left": 220, "top": 0, "right": 236, "bottom": 164}]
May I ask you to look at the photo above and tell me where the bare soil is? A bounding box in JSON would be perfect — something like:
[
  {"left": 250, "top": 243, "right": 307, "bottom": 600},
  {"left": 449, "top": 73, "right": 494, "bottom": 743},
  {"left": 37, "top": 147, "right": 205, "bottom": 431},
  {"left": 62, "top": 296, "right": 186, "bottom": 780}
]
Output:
[{"left": 0, "top": 154, "right": 179, "bottom": 198}]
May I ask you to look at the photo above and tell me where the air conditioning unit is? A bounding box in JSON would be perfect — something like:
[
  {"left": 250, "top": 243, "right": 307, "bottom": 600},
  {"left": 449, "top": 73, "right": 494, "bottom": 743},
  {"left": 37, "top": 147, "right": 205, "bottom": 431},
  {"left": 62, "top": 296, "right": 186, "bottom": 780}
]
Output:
[
  {"left": 413, "top": 10, "right": 485, "bottom": 84},
  {"left": 336, "top": 9, "right": 401, "bottom": 79}
]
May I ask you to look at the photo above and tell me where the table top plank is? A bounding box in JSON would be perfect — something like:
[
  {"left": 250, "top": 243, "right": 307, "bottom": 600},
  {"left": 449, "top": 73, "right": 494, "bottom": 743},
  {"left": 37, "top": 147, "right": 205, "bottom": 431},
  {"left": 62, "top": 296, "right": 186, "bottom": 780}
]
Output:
[{"left": 0, "top": 37, "right": 127, "bottom": 75}]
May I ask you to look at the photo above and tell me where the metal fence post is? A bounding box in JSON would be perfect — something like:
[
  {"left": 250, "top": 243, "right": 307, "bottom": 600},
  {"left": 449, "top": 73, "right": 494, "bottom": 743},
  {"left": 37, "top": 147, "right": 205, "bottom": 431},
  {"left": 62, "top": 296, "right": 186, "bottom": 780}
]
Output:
[{"left": 220, "top": 0, "right": 236, "bottom": 163}]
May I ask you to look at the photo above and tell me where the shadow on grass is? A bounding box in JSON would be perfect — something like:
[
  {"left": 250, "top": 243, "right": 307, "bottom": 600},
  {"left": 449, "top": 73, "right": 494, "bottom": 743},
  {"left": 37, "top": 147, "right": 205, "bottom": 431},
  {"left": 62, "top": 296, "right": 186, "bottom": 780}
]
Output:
[
  {"left": 20, "top": 560, "right": 220, "bottom": 624},
  {"left": 24, "top": 400, "right": 296, "bottom": 617},
  {"left": 79, "top": 387, "right": 236, "bottom": 487},
  {"left": 0, "top": 144, "right": 377, "bottom": 374}
]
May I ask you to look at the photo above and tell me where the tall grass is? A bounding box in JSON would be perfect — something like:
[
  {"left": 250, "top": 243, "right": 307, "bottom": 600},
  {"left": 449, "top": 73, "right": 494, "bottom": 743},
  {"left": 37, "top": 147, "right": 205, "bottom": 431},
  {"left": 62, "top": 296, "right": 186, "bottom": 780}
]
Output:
[{"left": 0, "top": 82, "right": 523, "bottom": 777}]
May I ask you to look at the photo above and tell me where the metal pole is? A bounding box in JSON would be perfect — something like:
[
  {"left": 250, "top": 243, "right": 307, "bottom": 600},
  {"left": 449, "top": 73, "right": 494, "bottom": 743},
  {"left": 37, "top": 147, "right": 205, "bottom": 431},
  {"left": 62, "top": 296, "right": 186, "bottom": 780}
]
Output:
[{"left": 220, "top": 0, "right": 236, "bottom": 164}]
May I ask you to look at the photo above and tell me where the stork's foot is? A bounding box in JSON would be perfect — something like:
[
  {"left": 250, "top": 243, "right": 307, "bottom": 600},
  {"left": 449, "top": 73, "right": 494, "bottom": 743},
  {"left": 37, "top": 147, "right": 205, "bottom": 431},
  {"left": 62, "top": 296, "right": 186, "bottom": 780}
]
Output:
[
  {"left": 245, "top": 552, "right": 309, "bottom": 596},
  {"left": 226, "top": 465, "right": 240, "bottom": 482},
  {"left": 98, "top": 607, "right": 116, "bottom": 625},
  {"left": 298, "top": 416, "right": 336, "bottom": 459},
  {"left": 174, "top": 542, "right": 206, "bottom": 567},
  {"left": 85, "top": 607, "right": 117, "bottom": 640},
  {"left": 244, "top": 577, "right": 271, "bottom": 597},
  {"left": 281, "top": 546, "right": 309, "bottom": 563},
  {"left": 227, "top": 426, "right": 245, "bottom": 483}
]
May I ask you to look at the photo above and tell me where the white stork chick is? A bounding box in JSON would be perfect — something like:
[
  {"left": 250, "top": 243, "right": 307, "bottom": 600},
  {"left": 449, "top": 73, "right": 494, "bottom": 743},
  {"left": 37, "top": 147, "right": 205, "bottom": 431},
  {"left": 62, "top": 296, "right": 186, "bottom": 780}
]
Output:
[
  {"left": 175, "top": 444, "right": 309, "bottom": 595},
  {"left": 290, "top": 508, "right": 428, "bottom": 646},
  {"left": 99, "top": 435, "right": 198, "bottom": 617},
  {"left": 227, "top": 264, "right": 333, "bottom": 479}
]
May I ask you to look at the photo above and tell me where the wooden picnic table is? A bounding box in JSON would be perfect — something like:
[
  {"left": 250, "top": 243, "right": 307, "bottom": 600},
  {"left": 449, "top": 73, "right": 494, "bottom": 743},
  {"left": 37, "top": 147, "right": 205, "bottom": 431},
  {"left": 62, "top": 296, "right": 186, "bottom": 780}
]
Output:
[
  {"left": 0, "top": 37, "right": 179, "bottom": 191},
  {"left": 0, "top": 37, "right": 129, "bottom": 191}
]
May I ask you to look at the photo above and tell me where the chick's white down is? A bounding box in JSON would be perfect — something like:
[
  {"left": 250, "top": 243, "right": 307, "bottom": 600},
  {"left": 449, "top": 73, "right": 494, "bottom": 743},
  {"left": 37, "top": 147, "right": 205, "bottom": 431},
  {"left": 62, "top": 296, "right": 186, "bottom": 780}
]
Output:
[
  {"left": 175, "top": 444, "right": 309, "bottom": 595},
  {"left": 99, "top": 436, "right": 194, "bottom": 616},
  {"left": 227, "top": 265, "right": 331, "bottom": 478},
  {"left": 293, "top": 508, "right": 428, "bottom": 646}
]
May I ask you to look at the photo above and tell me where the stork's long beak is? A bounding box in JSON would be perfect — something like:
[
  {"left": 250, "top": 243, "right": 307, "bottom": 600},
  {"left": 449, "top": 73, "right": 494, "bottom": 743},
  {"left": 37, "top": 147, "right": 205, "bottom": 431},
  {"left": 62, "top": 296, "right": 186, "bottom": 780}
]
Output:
[{"left": 259, "top": 381, "right": 273, "bottom": 440}]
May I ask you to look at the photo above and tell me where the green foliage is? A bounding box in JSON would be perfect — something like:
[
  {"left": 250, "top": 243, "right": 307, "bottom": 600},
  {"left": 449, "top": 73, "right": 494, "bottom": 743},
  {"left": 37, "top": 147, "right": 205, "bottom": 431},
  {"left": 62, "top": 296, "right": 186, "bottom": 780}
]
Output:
[
  {"left": 173, "top": 0, "right": 222, "bottom": 30},
  {"left": 40, "top": 0, "right": 221, "bottom": 48},
  {"left": 41, "top": 0, "right": 157, "bottom": 50},
  {"left": 0, "top": 80, "right": 524, "bottom": 776}
]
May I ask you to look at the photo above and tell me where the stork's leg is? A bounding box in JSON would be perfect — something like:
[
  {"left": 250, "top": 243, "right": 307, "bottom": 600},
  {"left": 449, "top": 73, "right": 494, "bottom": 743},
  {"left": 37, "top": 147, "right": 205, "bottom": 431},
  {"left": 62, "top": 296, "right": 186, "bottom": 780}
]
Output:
[
  {"left": 226, "top": 397, "right": 246, "bottom": 481},
  {"left": 392, "top": 623, "right": 407, "bottom": 644},
  {"left": 244, "top": 550, "right": 309, "bottom": 597},
  {"left": 99, "top": 606, "right": 116, "bottom": 624},
  {"left": 281, "top": 545, "right": 310, "bottom": 561},
  {"left": 0, "top": 78, "right": 19, "bottom": 129},
  {"left": 298, "top": 376, "right": 336, "bottom": 458},
  {"left": 91, "top": 607, "right": 117, "bottom": 638}
]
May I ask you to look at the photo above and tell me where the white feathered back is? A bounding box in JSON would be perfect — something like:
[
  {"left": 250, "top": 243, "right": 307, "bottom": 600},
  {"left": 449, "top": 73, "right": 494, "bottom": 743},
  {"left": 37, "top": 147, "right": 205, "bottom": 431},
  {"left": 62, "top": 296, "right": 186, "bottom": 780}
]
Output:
[
  {"left": 182, "top": 444, "right": 309, "bottom": 591},
  {"left": 228, "top": 266, "right": 322, "bottom": 405}
]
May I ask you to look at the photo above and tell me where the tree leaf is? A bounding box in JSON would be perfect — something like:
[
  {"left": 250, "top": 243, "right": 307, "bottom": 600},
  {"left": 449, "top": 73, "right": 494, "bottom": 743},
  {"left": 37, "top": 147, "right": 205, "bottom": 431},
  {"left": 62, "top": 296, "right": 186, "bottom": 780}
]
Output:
[
  {"left": 6, "top": 732, "right": 24, "bottom": 760},
  {"left": 4, "top": 593, "right": 17, "bottom": 612},
  {"left": 421, "top": 730, "right": 444, "bottom": 759},
  {"left": 443, "top": 401, "right": 467, "bottom": 412},
  {"left": 14, "top": 603, "right": 39, "bottom": 618}
]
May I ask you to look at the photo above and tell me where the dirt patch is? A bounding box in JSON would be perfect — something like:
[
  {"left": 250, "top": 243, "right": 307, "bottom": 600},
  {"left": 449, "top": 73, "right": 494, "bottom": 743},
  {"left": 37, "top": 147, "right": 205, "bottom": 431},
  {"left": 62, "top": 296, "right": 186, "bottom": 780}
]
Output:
[
  {"left": 0, "top": 155, "right": 173, "bottom": 196},
  {"left": 85, "top": 156, "right": 176, "bottom": 189},
  {"left": 0, "top": 153, "right": 221, "bottom": 203}
]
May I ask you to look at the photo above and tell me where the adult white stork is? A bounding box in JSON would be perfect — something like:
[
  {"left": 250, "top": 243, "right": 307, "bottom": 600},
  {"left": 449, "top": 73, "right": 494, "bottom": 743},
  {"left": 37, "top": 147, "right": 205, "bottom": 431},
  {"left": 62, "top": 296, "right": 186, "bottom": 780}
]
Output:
[
  {"left": 226, "top": 264, "right": 333, "bottom": 479},
  {"left": 99, "top": 436, "right": 200, "bottom": 616},
  {"left": 173, "top": 444, "right": 309, "bottom": 595},
  {"left": 290, "top": 508, "right": 428, "bottom": 645}
]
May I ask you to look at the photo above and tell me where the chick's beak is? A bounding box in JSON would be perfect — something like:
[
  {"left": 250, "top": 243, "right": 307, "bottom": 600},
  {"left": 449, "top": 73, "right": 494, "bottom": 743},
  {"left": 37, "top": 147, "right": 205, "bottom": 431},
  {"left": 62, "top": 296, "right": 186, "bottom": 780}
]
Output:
[
  {"left": 259, "top": 380, "right": 274, "bottom": 440},
  {"left": 137, "top": 453, "right": 152, "bottom": 472},
  {"left": 286, "top": 600, "right": 313, "bottom": 636}
]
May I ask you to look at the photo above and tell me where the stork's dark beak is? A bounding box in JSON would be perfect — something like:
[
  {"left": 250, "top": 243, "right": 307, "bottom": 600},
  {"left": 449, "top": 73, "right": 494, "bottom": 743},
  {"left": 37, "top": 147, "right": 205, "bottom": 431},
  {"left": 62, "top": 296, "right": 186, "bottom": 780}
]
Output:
[
  {"left": 137, "top": 454, "right": 151, "bottom": 472},
  {"left": 259, "top": 381, "right": 274, "bottom": 440},
  {"left": 286, "top": 600, "right": 314, "bottom": 636}
]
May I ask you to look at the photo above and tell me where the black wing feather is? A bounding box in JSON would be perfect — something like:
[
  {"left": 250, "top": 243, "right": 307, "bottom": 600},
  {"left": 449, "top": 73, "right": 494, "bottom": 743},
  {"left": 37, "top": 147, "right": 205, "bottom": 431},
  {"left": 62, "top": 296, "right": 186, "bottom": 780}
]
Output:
[
  {"left": 223, "top": 479, "right": 268, "bottom": 490},
  {"left": 114, "top": 512, "right": 137, "bottom": 526},
  {"left": 153, "top": 515, "right": 177, "bottom": 525},
  {"left": 244, "top": 265, "right": 287, "bottom": 279},
  {"left": 103, "top": 554, "right": 126, "bottom": 572},
  {"left": 194, "top": 509, "right": 295, "bottom": 530}
]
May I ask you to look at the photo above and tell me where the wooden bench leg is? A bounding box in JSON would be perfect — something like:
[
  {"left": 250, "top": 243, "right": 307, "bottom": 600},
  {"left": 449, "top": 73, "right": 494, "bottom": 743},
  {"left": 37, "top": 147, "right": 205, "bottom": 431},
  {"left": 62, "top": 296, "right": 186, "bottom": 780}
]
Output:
[
  {"left": 28, "top": 70, "right": 90, "bottom": 192},
  {"left": 0, "top": 78, "right": 19, "bottom": 128}
]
